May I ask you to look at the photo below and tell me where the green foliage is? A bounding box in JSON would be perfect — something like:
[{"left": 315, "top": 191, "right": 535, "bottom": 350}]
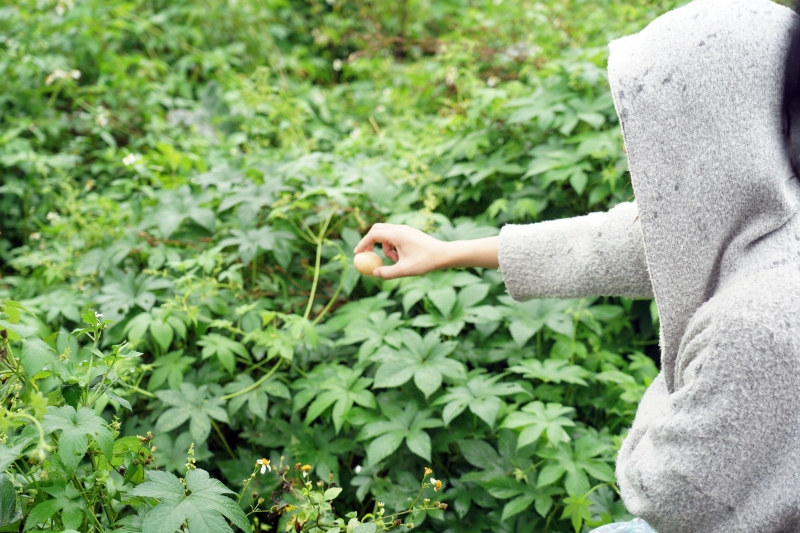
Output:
[{"left": 0, "top": 0, "right": 675, "bottom": 531}]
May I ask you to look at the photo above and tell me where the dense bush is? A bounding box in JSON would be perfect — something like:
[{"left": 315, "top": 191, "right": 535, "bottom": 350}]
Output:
[{"left": 0, "top": 0, "right": 684, "bottom": 531}]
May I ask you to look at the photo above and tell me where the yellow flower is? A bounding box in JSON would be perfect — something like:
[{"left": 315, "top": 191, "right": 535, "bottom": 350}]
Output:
[{"left": 429, "top": 477, "right": 442, "bottom": 491}]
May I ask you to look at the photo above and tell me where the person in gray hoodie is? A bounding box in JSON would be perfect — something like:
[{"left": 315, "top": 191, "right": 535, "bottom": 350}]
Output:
[{"left": 354, "top": 0, "right": 800, "bottom": 531}]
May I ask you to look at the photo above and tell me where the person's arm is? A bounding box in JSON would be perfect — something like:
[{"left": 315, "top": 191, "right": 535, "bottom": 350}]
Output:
[
  {"left": 353, "top": 224, "right": 497, "bottom": 279},
  {"left": 354, "top": 201, "right": 652, "bottom": 300},
  {"left": 497, "top": 201, "right": 653, "bottom": 300}
]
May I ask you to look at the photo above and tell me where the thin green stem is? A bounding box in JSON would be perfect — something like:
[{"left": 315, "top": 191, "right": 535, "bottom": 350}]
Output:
[
  {"left": 303, "top": 210, "right": 334, "bottom": 322},
  {"left": 210, "top": 419, "right": 236, "bottom": 460},
  {"left": 220, "top": 359, "right": 283, "bottom": 400}
]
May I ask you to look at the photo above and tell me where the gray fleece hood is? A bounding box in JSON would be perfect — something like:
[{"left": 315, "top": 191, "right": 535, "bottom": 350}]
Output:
[{"left": 608, "top": 0, "right": 800, "bottom": 393}]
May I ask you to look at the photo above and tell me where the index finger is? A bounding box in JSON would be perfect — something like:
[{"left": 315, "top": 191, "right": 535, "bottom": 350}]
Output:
[{"left": 353, "top": 228, "right": 392, "bottom": 254}]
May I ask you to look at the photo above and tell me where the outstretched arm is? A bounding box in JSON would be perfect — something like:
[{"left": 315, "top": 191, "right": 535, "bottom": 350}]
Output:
[
  {"left": 497, "top": 201, "right": 653, "bottom": 300},
  {"left": 354, "top": 201, "right": 652, "bottom": 300}
]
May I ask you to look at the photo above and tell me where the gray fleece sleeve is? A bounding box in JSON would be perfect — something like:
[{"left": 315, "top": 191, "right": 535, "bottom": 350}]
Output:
[{"left": 496, "top": 201, "right": 653, "bottom": 301}]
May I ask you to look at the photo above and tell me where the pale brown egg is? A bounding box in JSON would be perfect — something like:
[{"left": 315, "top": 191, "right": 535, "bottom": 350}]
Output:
[{"left": 354, "top": 251, "right": 383, "bottom": 276}]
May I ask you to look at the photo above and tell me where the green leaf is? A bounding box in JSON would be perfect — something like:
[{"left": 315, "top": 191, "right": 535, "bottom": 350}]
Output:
[
  {"left": 24, "top": 483, "right": 83, "bottom": 531},
  {"left": 41, "top": 406, "right": 113, "bottom": 473},
  {"left": 509, "top": 358, "right": 592, "bottom": 386},
  {"left": 500, "top": 494, "right": 536, "bottom": 522},
  {"left": 218, "top": 227, "right": 292, "bottom": 265},
  {"left": 435, "top": 375, "right": 526, "bottom": 427},
  {"left": 155, "top": 384, "right": 229, "bottom": 443},
  {"left": 129, "top": 469, "right": 250, "bottom": 533},
  {"left": 323, "top": 487, "right": 343, "bottom": 501},
  {"left": 20, "top": 338, "right": 55, "bottom": 379},
  {"left": 561, "top": 494, "right": 593, "bottom": 533},
  {"left": 0, "top": 474, "right": 19, "bottom": 527},
  {"left": 302, "top": 366, "right": 375, "bottom": 433},
  {"left": 372, "top": 331, "right": 465, "bottom": 398},
  {"left": 197, "top": 334, "right": 250, "bottom": 374},
  {"left": 500, "top": 401, "right": 576, "bottom": 448}
]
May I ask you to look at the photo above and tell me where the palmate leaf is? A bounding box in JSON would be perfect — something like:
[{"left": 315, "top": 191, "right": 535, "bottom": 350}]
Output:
[
  {"left": 41, "top": 406, "right": 113, "bottom": 474},
  {"left": 197, "top": 333, "right": 250, "bottom": 374},
  {"left": 145, "top": 185, "right": 216, "bottom": 239},
  {"left": 434, "top": 374, "right": 527, "bottom": 427},
  {"left": 303, "top": 366, "right": 375, "bottom": 433},
  {"left": 499, "top": 296, "right": 578, "bottom": 345},
  {"left": 129, "top": 469, "right": 249, "bottom": 533},
  {"left": 508, "top": 358, "right": 592, "bottom": 386},
  {"left": 218, "top": 180, "right": 288, "bottom": 227},
  {"left": 218, "top": 226, "right": 292, "bottom": 265},
  {"left": 24, "top": 482, "right": 83, "bottom": 531},
  {"left": 500, "top": 401, "right": 576, "bottom": 448},
  {"left": 536, "top": 437, "right": 616, "bottom": 497},
  {"left": 372, "top": 330, "right": 465, "bottom": 398},
  {"left": 356, "top": 402, "right": 442, "bottom": 465},
  {"left": 155, "top": 383, "right": 229, "bottom": 443}
]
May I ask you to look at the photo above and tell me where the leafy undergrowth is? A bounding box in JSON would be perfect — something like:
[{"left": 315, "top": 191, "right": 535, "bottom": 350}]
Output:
[{"left": 0, "top": 0, "right": 682, "bottom": 531}]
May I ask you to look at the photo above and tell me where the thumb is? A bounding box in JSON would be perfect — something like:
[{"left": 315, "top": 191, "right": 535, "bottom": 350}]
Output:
[{"left": 373, "top": 264, "right": 404, "bottom": 280}]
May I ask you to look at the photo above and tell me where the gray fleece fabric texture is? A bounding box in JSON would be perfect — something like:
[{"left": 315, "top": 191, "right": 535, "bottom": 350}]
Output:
[{"left": 497, "top": 0, "right": 800, "bottom": 531}]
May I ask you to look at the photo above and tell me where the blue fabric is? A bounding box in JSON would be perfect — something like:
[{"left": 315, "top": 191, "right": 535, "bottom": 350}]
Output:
[{"left": 589, "top": 518, "right": 657, "bottom": 533}]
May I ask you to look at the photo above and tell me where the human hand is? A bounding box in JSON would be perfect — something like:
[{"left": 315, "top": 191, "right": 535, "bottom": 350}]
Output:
[{"left": 353, "top": 223, "right": 447, "bottom": 280}]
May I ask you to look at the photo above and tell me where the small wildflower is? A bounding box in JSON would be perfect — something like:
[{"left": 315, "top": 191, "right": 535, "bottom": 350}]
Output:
[
  {"left": 95, "top": 311, "right": 103, "bottom": 320},
  {"left": 429, "top": 477, "right": 442, "bottom": 491},
  {"left": 350, "top": 127, "right": 361, "bottom": 139},
  {"left": 354, "top": 465, "right": 362, "bottom": 474},
  {"left": 332, "top": 59, "right": 343, "bottom": 71},
  {"left": 375, "top": 104, "right": 386, "bottom": 113},
  {"left": 445, "top": 66, "right": 458, "bottom": 86},
  {"left": 29, "top": 232, "right": 41, "bottom": 241},
  {"left": 257, "top": 458, "right": 271, "bottom": 474},
  {"left": 46, "top": 212, "right": 61, "bottom": 223},
  {"left": 95, "top": 107, "right": 110, "bottom": 127},
  {"left": 424, "top": 467, "right": 433, "bottom": 476},
  {"left": 301, "top": 464, "right": 312, "bottom": 478},
  {"left": 487, "top": 75, "right": 501, "bottom": 87},
  {"left": 70, "top": 69, "right": 81, "bottom": 80},
  {"left": 122, "top": 153, "right": 140, "bottom": 167},
  {"left": 377, "top": 501, "right": 385, "bottom": 508}
]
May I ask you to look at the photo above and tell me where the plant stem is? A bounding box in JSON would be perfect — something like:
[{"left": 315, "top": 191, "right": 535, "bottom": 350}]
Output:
[
  {"left": 210, "top": 419, "right": 236, "bottom": 460},
  {"left": 303, "top": 210, "right": 334, "bottom": 321},
  {"left": 220, "top": 359, "right": 283, "bottom": 400}
]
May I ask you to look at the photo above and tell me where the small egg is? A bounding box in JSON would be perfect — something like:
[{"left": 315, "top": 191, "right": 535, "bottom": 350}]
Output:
[{"left": 354, "top": 251, "right": 383, "bottom": 276}]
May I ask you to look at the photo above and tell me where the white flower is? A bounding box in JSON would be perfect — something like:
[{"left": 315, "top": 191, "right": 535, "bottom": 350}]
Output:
[
  {"left": 46, "top": 212, "right": 61, "bottom": 223},
  {"left": 45, "top": 69, "right": 67, "bottom": 86},
  {"left": 349, "top": 127, "right": 361, "bottom": 139},
  {"left": 332, "top": 59, "right": 342, "bottom": 71},
  {"left": 29, "top": 232, "right": 41, "bottom": 241},
  {"left": 375, "top": 104, "right": 386, "bottom": 113},
  {"left": 445, "top": 66, "right": 458, "bottom": 85},
  {"left": 95, "top": 311, "right": 103, "bottom": 320},
  {"left": 487, "top": 75, "right": 500, "bottom": 87},
  {"left": 354, "top": 465, "right": 362, "bottom": 474},
  {"left": 95, "top": 107, "right": 110, "bottom": 127},
  {"left": 257, "top": 458, "right": 271, "bottom": 474},
  {"left": 70, "top": 69, "right": 81, "bottom": 80},
  {"left": 122, "top": 154, "right": 140, "bottom": 166}
]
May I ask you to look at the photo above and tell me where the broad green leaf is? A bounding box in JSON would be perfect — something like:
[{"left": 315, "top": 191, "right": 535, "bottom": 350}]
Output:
[
  {"left": 129, "top": 469, "right": 250, "bottom": 533},
  {"left": 501, "top": 401, "right": 576, "bottom": 448},
  {"left": 155, "top": 384, "right": 229, "bottom": 443},
  {"left": 509, "top": 358, "right": 592, "bottom": 386},
  {"left": 41, "top": 406, "right": 113, "bottom": 473},
  {"left": 20, "top": 338, "right": 55, "bottom": 379}
]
